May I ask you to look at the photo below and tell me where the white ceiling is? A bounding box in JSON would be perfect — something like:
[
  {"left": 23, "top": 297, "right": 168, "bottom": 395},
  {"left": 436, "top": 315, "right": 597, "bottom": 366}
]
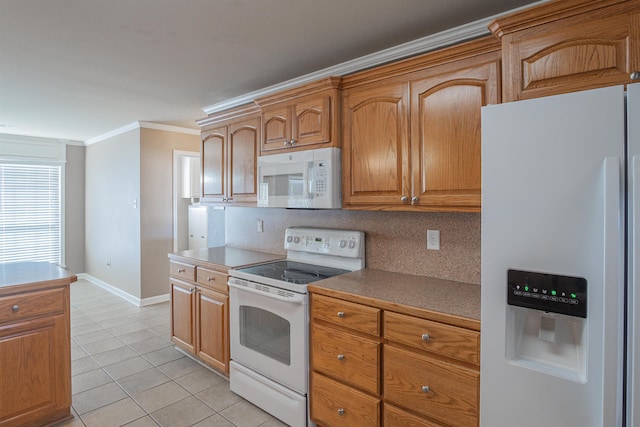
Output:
[{"left": 0, "top": 0, "right": 541, "bottom": 143}]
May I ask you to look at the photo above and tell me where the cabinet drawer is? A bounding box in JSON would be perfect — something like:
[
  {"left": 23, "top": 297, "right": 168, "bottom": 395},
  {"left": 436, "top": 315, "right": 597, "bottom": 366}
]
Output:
[
  {"left": 384, "top": 311, "right": 479, "bottom": 365},
  {"left": 311, "top": 372, "right": 380, "bottom": 427},
  {"left": 384, "top": 345, "right": 478, "bottom": 427},
  {"left": 0, "top": 287, "right": 65, "bottom": 324},
  {"left": 311, "top": 323, "right": 380, "bottom": 394},
  {"left": 384, "top": 403, "right": 441, "bottom": 427},
  {"left": 196, "top": 267, "right": 228, "bottom": 294},
  {"left": 170, "top": 261, "right": 195, "bottom": 282},
  {"left": 311, "top": 294, "right": 380, "bottom": 336}
]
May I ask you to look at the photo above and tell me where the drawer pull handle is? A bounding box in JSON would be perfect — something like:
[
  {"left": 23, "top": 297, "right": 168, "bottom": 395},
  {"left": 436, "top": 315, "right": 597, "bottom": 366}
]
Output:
[
  {"left": 337, "top": 408, "right": 345, "bottom": 416},
  {"left": 421, "top": 333, "right": 431, "bottom": 342},
  {"left": 337, "top": 311, "right": 345, "bottom": 318},
  {"left": 207, "top": 277, "right": 214, "bottom": 282},
  {"left": 422, "top": 385, "right": 431, "bottom": 393},
  {"left": 178, "top": 268, "right": 186, "bottom": 273},
  {"left": 12, "top": 304, "right": 19, "bottom": 312},
  {"left": 337, "top": 354, "right": 345, "bottom": 361}
]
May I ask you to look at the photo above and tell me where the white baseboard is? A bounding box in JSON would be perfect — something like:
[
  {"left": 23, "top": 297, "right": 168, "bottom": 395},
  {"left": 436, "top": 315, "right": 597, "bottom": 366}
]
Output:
[{"left": 77, "top": 273, "right": 170, "bottom": 307}]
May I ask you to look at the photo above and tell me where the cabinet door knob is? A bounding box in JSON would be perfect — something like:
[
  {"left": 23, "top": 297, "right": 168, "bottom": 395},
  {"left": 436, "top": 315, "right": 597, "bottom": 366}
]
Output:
[
  {"left": 12, "top": 304, "right": 19, "bottom": 312},
  {"left": 337, "top": 311, "right": 345, "bottom": 318},
  {"left": 337, "top": 408, "right": 345, "bottom": 416},
  {"left": 411, "top": 196, "right": 419, "bottom": 204},
  {"left": 337, "top": 354, "right": 345, "bottom": 361},
  {"left": 401, "top": 195, "right": 408, "bottom": 202},
  {"left": 189, "top": 288, "right": 196, "bottom": 294},
  {"left": 421, "top": 333, "right": 431, "bottom": 342},
  {"left": 422, "top": 385, "right": 431, "bottom": 393},
  {"left": 290, "top": 139, "right": 296, "bottom": 146},
  {"left": 283, "top": 140, "right": 289, "bottom": 146},
  {"left": 631, "top": 71, "right": 640, "bottom": 80}
]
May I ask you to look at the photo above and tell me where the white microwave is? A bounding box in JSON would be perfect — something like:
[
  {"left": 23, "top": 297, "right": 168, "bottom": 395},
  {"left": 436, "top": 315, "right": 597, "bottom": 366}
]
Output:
[{"left": 257, "top": 147, "right": 341, "bottom": 209}]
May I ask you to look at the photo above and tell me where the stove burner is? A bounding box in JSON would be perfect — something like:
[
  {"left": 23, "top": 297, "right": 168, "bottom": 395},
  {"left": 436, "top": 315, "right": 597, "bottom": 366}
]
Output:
[{"left": 281, "top": 268, "right": 321, "bottom": 284}]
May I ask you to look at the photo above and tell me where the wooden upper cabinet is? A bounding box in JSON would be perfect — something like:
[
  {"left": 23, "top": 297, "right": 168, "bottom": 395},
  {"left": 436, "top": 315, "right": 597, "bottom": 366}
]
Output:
[
  {"left": 410, "top": 59, "right": 499, "bottom": 209},
  {"left": 198, "top": 105, "right": 260, "bottom": 205},
  {"left": 341, "top": 36, "right": 500, "bottom": 212},
  {"left": 490, "top": 0, "right": 640, "bottom": 102},
  {"left": 202, "top": 127, "right": 225, "bottom": 200},
  {"left": 342, "top": 81, "right": 410, "bottom": 207},
  {"left": 228, "top": 117, "right": 259, "bottom": 203},
  {"left": 257, "top": 77, "right": 341, "bottom": 153}
]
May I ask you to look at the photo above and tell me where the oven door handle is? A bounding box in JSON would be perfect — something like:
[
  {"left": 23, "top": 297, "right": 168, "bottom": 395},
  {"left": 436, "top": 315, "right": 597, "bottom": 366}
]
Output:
[{"left": 228, "top": 281, "right": 306, "bottom": 305}]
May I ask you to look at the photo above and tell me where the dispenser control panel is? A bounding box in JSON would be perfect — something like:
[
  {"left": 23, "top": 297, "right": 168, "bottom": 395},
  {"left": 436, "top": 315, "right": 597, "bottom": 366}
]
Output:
[{"left": 507, "top": 269, "right": 587, "bottom": 318}]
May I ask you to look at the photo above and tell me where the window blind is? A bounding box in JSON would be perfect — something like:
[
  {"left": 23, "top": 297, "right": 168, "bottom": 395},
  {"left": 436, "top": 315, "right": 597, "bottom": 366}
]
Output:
[{"left": 0, "top": 163, "right": 61, "bottom": 264}]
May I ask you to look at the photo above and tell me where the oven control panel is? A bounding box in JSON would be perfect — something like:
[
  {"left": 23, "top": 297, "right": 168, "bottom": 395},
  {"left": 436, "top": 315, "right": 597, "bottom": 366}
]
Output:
[{"left": 284, "top": 227, "right": 364, "bottom": 258}]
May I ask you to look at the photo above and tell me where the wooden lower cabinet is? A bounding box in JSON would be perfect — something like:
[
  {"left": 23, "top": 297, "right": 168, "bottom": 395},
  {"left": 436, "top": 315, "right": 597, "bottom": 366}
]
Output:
[
  {"left": 0, "top": 263, "right": 75, "bottom": 427},
  {"left": 384, "top": 403, "right": 442, "bottom": 427},
  {"left": 170, "top": 261, "right": 229, "bottom": 375},
  {"left": 384, "top": 346, "right": 479, "bottom": 427},
  {"left": 195, "top": 287, "right": 228, "bottom": 373},
  {"left": 311, "top": 372, "right": 380, "bottom": 427},
  {"left": 309, "top": 291, "right": 480, "bottom": 427}
]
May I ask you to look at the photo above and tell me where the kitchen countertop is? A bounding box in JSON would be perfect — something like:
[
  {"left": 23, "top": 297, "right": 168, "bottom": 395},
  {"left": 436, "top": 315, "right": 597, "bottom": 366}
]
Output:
[
  {"left": 0, "top": 262, "right": 77, "bottom": 290},
  {"left": 169, "top": 246, "right": 284, "bottom": 270},
  {"left": 308, "top": 268, "right": 480, "bottom": 330}
]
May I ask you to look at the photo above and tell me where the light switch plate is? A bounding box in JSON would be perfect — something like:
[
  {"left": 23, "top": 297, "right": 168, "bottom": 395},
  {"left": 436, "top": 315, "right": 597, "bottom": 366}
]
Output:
[{"left": 427, "top": 230, "right": 440, "bottom": 250}]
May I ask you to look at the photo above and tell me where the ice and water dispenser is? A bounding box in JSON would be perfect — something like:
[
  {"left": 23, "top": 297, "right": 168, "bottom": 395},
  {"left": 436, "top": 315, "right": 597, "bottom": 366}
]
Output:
[{"left": 505, "top": 269, "right": 588, "bottom": 382}]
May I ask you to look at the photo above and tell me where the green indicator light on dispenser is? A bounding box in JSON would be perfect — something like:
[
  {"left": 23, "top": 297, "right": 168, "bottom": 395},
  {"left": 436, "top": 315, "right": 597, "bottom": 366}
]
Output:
[
  {"left": 571, "top": 293, "right": 577, "bottom": 299},
  {"left": 551, "top": 290, "right": 557, "bottom": 296},
  {"left": 524, "top": 286, "right": 529, "bottom": 292}
]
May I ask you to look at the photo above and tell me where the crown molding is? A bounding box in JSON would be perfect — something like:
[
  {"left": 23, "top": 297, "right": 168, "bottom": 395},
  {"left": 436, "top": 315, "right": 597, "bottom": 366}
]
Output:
[
  {"left": 203, "top": 0, "right": 548, "bottom": 115},
  {"left": 84, "top": 121, "right": 199, "bottom": 145}
]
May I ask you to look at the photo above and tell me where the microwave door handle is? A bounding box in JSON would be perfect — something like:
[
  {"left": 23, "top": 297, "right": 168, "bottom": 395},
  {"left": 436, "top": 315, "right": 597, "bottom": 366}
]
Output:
[{"left": 228, "top": 281, "right": 306, "bottom": 305}]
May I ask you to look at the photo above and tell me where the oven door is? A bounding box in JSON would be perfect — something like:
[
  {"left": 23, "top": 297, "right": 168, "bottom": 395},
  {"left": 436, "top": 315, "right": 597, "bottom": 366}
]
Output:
[{"left": 229, "top": 279, "right": 308, "bottom": 394}]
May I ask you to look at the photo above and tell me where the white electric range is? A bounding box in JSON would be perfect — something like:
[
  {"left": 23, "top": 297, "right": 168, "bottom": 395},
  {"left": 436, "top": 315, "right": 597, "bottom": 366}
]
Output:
[{"left": 227, "top": 227, "right": 365, "bottom": 427}]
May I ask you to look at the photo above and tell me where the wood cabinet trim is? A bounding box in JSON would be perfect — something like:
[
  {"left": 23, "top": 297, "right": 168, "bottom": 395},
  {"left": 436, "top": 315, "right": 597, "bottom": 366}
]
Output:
[
  {"left": 341, "top": 36, "right": 500, "bottom": 89},
  {"left": 255, "top": 76, "right": 342, "bottom": 107},
  {"left": 489, "top": 0, "right": 635, "bottom": 38},
  {"left": 197, "top": 103, "right": 260, "bottom": 128}
]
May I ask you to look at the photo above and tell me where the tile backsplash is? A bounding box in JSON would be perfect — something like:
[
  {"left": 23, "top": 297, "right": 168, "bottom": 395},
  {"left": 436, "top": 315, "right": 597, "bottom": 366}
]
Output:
[{"left": 224, "top": 207, "right": 480, "bottom": 284}]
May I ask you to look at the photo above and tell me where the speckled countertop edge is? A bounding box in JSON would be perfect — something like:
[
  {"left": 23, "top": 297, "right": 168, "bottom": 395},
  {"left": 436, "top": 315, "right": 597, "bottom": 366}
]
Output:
[{"left": 308, "top": 268, "right": 481, "bottom": 328}]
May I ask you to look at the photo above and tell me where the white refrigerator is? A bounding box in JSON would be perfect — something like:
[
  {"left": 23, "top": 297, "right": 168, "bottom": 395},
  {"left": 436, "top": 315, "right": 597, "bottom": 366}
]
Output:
[{"left": 480, "top": 83, "right": 639, "bottom": 427}]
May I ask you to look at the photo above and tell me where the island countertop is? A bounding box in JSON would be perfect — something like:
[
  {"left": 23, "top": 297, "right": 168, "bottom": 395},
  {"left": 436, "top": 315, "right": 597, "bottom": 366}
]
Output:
[
  {"left": 168, "top": 246, "right": 284, "bottom": 271},
  {"left": 308, "top": 268, "right": 480, "bottom": 331},
  {"left": 0, "top": 262, "right": 77, "bottom": 290}
]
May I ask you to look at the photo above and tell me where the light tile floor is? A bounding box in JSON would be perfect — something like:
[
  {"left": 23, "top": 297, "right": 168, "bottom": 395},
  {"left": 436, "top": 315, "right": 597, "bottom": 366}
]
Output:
[{"left": 57, "top": 279, "right": 288, "bottom": 427}]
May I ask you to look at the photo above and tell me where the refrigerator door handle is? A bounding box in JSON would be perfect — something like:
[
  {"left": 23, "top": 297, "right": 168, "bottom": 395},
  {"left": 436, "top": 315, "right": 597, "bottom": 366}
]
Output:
[
  {"left": 602, "top": 156, "right": 624, "bottom": 426},
  {"left": 629, "top": 155, "right": 640, "bottom": 427}
]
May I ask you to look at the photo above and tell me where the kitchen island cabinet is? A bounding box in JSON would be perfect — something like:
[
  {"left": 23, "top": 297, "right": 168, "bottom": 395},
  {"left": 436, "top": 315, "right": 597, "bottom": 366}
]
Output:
[
  {"left": 168, "top": 247, "right": 283, "bottom": 376},
  {"left": 490, "top": 0, "right": 640, "bottom": 102},
  {"left": 0, "top": 262, "right": 76, "bottom": 427},
  {"left": 308, "top": 269, "right": 480, "bottom": 427},
  {"left": 341, "top": 36, "right": 500, "bottom": 212}
]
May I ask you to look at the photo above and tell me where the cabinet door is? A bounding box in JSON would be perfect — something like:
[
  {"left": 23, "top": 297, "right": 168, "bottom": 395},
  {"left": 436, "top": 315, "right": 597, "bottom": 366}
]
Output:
[
  {"left": 0, "top": 314, "right": 70, "bottom": 426},
  {"left": 228, "top": 117, "right": 259, "bottom": 203},
  {"left": 292, "top": 94, "right": 331, "bottom": 147},
  {"left": 410, "top": 59, "right": 498, "bottom": 211},
  {"left": 170, "top": 279, "right": 195, "bottom": 354},
  {"left": 262, "top": 105, "right": 291, "bottom": 151},
  {"left": 342, "top": 81, "right": 410, "bottom": 208},
  {"left": 501, "top": 10, "right": 640, "bottom": 101},
  {"left": 202, "top": 126, "right": 226, "bottom": 201},
  {"left": 195, "top": 287, "right": 229, "bottom": 374},
  {"left": 384, "top": 345, "right": 478, "bottom": 427}
]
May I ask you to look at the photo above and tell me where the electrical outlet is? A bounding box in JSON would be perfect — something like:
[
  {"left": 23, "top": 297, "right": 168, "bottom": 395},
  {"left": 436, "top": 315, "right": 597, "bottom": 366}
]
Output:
[
  {"left": 427, "top": 230, "right": 440, "bottom": 250},
  {"left": 257, "top": 219, "right": 264, "bottom": 233}
]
